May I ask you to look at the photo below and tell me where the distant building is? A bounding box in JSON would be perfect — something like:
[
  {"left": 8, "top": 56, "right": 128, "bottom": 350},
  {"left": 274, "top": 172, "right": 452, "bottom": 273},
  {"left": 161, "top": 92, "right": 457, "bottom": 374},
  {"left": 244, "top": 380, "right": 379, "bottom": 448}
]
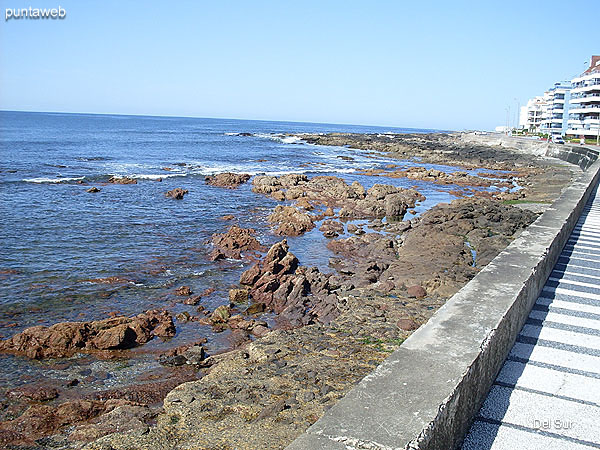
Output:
[
  {"left": 519, "top": 96, "right": 547, "bottom": 133},
  {"left": 540, "top": 81, "right": 571, "bottom": 138},
  {"left": 566, "top": 56, "right": 600, "bottom": 139}
]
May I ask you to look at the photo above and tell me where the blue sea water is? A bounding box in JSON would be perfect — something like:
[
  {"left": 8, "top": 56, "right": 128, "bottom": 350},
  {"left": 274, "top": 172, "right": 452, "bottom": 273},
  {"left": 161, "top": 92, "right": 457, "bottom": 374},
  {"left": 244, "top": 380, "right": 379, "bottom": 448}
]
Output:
[{"left": 0, "top": 110, "right": 470, "bottom": 390}]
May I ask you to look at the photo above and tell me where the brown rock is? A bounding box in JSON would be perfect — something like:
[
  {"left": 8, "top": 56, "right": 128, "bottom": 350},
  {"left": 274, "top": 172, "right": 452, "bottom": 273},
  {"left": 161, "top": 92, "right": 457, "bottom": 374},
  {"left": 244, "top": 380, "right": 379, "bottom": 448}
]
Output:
[
  {"left": 91, "top": 324, "right": 137, "bottom": 350},
  {"left": 210, "top": 226, "right": 266, "bottom": 260},
  {"left": 175, "top": 286, "right": 192, "bottom": 296},
  {"left": 209, "top": 305, "right": 231, "bottom": 323},
  {"left": 268, "top": 205, "right": 315, "bottom": 236},
  {"left": 107, "top": 176, "right": 137, "bottom": 184},
  {"left": 406, "top": 285, "right": 427, "bottom": 298},
  {"left": 7, "top": 383, "right": 59, "bottom": 402},
  {"left": 86, "top": 187, "right": 100, "bottom": 193},
  {"left": 165, "top": 188, "right": 188, "bottom": 199},
  {"left": 397, "top": 318, "right": 420, "bottom": 331},
  {"left": 0, "top": 310, "right": 175, "bottom": 359},
  {"left": 68, "top": 404, "right": 152, "bottom": 443},
  {"left": 205, "top": 172, "right": 251, "bottom": 188},
  {"left": 251, "top": 324, "right": 270, "bottom": 337},
  {"left": 296, "top": 198, "right": 313, "bottom": 210},
  {"left": 221, "top": 214, "right": 235, "bottom": 221},
  {"left": 229, "top": 288, "right": 249, "bottom": 304},
  {"left": 183, "top": 295, "right": 202, "bottom": 305},
  {"left": 245, "top": 303, "right": 265, "bottom": 315}
]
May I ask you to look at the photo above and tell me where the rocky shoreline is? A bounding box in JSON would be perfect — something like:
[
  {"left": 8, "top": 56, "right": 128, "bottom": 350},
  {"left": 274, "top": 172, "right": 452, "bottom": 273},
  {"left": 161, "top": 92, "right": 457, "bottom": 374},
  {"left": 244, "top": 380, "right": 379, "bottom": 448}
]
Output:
[{"left": 0, "top": 133, "right": 576, "bottom": 449}]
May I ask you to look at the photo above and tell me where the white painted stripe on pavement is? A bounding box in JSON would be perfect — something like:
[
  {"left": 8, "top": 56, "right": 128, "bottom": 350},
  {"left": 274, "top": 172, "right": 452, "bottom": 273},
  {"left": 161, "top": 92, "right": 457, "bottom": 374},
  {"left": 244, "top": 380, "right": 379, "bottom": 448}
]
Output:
[
  {"left": 561, "top": 255, "right": 600, "bottom": 264},
  {"left": 548, "top": 277, "right": 600, "bottom": 291},
  {"left": 529, "top": 309, "right": 600, "bottom": 329},
  {"left": 510, "top": 342, "right": 600, "bottom": 374},
  {"left": 555, "top": 262, "right": 600, "bottom": 275},
  {"left": 520, "top": 324, "right": 600, "bottom": 351},
  {"left": 537, "top": 297, "right": 600, "bottom": 316},
  {"left": 544, "top": 286, "right": 600, "bottom": 302},
  {"left": 497, "top": 360, "right": 600, "bottom": 404},
  {"left": 554, "top": 270, "right": 600, "bottom": 282}
]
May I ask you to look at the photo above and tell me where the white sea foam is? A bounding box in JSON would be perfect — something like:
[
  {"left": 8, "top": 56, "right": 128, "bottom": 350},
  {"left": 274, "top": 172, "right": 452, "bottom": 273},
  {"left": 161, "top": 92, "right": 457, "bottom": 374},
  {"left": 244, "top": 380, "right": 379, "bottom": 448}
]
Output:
[
  {"left": 280, "top": 136, "right": 303, "bottom": 144},
  {"left": 23, "top": 176, "right": 85, "bottom": 183},
  {"left": 251, "top": 132, "right": 306, "bottom": 145}
]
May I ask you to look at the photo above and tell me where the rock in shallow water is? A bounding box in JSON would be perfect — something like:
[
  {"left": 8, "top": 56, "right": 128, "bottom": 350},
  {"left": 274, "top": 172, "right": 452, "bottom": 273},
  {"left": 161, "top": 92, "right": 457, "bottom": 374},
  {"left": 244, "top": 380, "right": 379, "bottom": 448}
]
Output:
[
  {"left": 165, "top": 187, "right": 188, "bottom": 199},
  {"left": 0, "top": 310, "right": 175, "bottom": 359},
  {"left": 205, "top": 172, "right": 251, "bottom": 188}
]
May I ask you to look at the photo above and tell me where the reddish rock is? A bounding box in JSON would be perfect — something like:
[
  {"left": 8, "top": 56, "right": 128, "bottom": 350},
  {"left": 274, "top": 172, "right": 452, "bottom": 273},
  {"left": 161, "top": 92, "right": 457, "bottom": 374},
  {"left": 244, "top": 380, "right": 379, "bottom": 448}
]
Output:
[
  {"left": 406, "top": 285, "right": 427, "bottom": 298},
  {"left": 221, "top": 214, "right": 235, "bottom": 221},
  {"left": 86, "top": 187, "right": 100, "bottom": 193},
  {"left": 397, "top": 318, "right": 420, "bottom": 331},
  {"left": 68, "top": 404, "right": 153, "bottom": 443},
  {"left": 210, "top": 226, "right": 266, "bottom": 260},
  {"left": 251, "top": 324, "right": 270, "bottom": 337},
  {"left": 239, "top": 240, "right": 338, "bottom": 326},
  {"left": 205, "top": 172, "right": 251, "bottom": 188},
  {"left": 0, "top": 398, "right": 131, "bottom": 447},
  {"left": 7, "top": 383, "right": 59, "bottom": 402},
  {"left": 268, "top": 205, "right": 315, "bottom": 236},
  {"left": 165, "top": 188, "right": 188, "bottom": 199},
  {"left": 0, "top": 310, "right": 175, "bottom": 359}
]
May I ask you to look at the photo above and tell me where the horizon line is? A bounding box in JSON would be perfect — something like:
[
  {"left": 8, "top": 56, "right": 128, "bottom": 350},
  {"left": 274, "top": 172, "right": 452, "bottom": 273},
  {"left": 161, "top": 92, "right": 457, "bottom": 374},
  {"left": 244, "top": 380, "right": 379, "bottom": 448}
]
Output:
[{"left": 0, "top": 108, "right": 457, "bottom": 133}]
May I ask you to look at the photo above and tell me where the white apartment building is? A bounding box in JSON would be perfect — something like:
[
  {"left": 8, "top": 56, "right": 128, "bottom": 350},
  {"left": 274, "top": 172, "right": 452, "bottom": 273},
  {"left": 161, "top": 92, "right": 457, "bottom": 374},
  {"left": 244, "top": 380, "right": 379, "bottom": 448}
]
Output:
[
  {"left": 540, "top": 81, "right": 571, "bottom": 138},
  {"left": 566, "top": 56, "right": 600, "bottom": 139},
  {"left": 519, "top": 96, "right": 547, "bottom": 133}
]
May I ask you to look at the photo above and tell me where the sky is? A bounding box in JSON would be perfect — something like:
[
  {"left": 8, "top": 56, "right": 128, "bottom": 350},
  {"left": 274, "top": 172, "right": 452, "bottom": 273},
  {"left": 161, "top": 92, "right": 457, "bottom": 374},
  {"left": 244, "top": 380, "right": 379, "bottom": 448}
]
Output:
[{"left": 0, "top": 0, "right": 598, "bottom": 131}]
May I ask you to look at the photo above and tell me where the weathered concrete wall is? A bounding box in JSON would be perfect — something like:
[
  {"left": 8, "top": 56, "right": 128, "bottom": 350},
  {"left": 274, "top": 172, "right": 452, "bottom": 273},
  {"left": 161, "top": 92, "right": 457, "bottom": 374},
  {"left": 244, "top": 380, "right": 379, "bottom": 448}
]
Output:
[
  {"left": 546, "top": 145, "right": 599, "bottom": 171},
  {"left": 286, "top": 153, "right": 600, "bottom": 450},
  {"left": 459, "top": 133, "right": 599, "bottom": 171}
]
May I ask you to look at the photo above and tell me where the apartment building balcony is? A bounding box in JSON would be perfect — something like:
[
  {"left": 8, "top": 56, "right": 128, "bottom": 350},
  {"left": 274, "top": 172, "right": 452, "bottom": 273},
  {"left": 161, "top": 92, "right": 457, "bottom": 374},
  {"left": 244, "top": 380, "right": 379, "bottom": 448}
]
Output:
[
  {"left": 571, "top": 83, "right": 600, "bottom": 94},
  {"left": 569, "top": 105, "right": 600, "bottom": 115}
]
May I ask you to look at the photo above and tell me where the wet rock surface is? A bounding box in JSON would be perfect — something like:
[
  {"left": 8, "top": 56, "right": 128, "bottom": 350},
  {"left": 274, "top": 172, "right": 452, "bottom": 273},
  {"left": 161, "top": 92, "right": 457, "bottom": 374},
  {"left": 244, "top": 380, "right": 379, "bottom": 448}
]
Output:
[
  {"left": 209, "top": 225, "right": 266, "bottom": 260},
  {"left": 107, "top": 176, "right": 137, "bottom": 185},
  {"left": 0, "top": 310, "right": 175, "bottom": 359},
  {"left": 268, "top": 205, "right": 315, "bottom": 236},
  {"left": 205, "top": 172, "right": 251, "bottom": 188},
  {"left": 164, "top": 188, "right": 188, "bottom": 199}
]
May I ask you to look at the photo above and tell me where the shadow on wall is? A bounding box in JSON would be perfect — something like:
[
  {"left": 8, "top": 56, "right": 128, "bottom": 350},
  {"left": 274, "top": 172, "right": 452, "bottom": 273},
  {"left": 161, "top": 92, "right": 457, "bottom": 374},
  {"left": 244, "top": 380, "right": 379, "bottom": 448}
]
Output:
[{"left": 546, "top": 145, "right": 599, "bottom": 171}]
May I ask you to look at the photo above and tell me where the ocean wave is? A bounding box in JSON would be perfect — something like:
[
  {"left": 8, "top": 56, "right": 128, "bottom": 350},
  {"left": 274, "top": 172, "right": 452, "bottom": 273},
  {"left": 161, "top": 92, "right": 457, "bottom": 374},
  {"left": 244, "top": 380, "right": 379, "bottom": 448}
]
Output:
[
  {"left": 251, "top": 133, "right": 305, "bottom": 144},
  {"left": 280, "top": 136, "right": 303, "bottom": 144},
  {"left": 22, "top": 176, "right": 85, "bottom": 183}
]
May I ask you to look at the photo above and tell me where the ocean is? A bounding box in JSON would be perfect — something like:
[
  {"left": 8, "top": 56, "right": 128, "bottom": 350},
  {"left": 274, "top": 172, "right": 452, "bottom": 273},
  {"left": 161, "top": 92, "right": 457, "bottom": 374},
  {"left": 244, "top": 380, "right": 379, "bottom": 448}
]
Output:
[{"left": 0, "top": 110, "right": 463, "bottom": 390}]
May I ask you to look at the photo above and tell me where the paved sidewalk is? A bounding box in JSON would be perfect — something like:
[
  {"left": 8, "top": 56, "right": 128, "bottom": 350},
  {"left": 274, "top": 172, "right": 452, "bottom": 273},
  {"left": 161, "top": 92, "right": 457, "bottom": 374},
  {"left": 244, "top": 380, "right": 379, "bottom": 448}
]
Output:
[{"left": 462, "top": 187, "right": 600, "bottom": 449}]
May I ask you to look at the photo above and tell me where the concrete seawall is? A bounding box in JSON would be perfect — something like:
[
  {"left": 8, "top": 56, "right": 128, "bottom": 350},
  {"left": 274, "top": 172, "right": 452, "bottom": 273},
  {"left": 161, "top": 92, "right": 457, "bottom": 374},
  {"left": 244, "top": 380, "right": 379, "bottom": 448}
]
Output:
[
  {"left": 287, "top": 148, "right": 600, "bottom": 450},
  {"left": 459, "top": 132, "right": 599, "bottom": 170}
]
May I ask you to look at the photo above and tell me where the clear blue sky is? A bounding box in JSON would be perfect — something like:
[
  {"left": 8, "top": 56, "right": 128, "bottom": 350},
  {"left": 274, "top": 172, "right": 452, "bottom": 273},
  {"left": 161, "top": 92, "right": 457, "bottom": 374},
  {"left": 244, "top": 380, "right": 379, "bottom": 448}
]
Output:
[{"left": 1, "top": 0, "right": 598, "bottom": 130}]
